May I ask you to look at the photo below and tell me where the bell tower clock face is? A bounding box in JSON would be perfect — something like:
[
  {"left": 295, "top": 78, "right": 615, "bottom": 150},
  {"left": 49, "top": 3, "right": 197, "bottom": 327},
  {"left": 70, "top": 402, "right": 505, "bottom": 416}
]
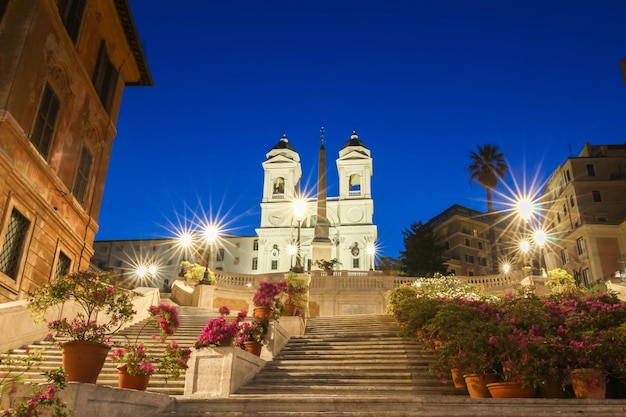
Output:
[{"left": 269, "top": 213, "right": 283, "bottom": 225}]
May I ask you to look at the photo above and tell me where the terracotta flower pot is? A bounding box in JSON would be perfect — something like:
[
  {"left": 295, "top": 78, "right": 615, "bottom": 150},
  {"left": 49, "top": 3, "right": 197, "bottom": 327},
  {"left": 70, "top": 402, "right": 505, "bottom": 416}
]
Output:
[
  {"left": 117, "top": 365, "right": 150, "bottom": 391},
  {"left": 62, "top": 340, "right": 110, "bottom": 383},
  {"left": 253, "top": 306, "right": 272, "bottom": 319},
  {"left": 243, "top": 341, "right": 263, "bottom": 356},
  {"left": 570, "top": 368, "right": 606, "bottom": 399},
  {"left": 451, "top": 368, "right": 467, "bottom": 389},
  {"left": 283, "top": 303, "right": 297, "bottom": 316},
  {"left": 464, "top": 373, "right": 500, "bottom": 398},
  {"left": 486, "top": 381, "right": 536, "bottom": 398}
]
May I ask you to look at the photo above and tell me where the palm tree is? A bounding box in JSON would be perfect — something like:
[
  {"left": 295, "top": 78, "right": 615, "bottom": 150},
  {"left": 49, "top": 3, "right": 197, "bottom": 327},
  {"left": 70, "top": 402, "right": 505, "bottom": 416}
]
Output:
[{"left": 468, "top": 144, "right": 509, "bottom": 212}]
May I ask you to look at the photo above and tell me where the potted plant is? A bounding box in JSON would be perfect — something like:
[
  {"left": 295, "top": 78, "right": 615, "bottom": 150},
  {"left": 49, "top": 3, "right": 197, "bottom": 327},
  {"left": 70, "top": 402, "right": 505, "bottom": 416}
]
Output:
[
  {"left": 314, "top": 258, "right": 341, "bottom": 275},
  {"left": 252, "top": 281, "right": 285, "bottom": 319},
  {"left": 236, "top": 317, "right": 269, "bottom": 356},
  {"left": 27, "top": 270, "right": 137, "bottom": 383},
  {"left": 194, "top": 306, "right": 247, "bottom": 348},
  {"left": 552, "top": 292, "right": 626, "bottom": 399},
  {"left": 110, "top": 303, "right": 192, "bottom": 390},
  {"left": 280, "top": 273, "right": 309, "bottom": 316},
  {"left": 425, "top": 297, "right": 501, "bottom": 397},
  {"left": 180, "top": 261, "right": 216, "bottom": 285}
]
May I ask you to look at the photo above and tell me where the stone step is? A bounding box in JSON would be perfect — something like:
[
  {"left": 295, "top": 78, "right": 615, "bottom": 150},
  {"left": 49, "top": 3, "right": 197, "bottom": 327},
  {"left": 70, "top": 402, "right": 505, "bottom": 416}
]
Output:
[{"left": 157, "top": 395, "right": 626, "bottom": 416}]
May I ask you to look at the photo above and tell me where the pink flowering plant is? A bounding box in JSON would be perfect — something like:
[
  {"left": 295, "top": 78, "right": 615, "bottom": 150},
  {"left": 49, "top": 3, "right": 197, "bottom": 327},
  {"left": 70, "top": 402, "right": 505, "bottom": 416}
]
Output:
[
  {"left": 27, "top": 270, "right": 137, "bottom": 344},
  {"left": 236, "top": 317, "right": 269, "bottom": 347},
  {"left": 253, "top": 281, "right": 286, "bottom": 309},
  {"left": 1, "top": 368, "right": 69, "bottom": 417},
  {"left": 110, "top": 303, "right": 191, "bottom": 378},
  {"left": 194, "top": 306, "right": 247, "bottom": 349}
]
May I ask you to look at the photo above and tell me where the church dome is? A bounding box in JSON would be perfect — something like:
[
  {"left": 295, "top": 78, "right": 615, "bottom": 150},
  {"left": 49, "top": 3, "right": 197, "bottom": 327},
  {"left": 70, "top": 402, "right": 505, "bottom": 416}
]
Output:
[
  {"left": 270, "top": 133, "right": 295, "bottom": 152},
  {"left": 342, "top": 131, "right": 368, "bottom": 149},
  {"left": 265, "top": 132, "right": 300, "bottom": 162}
]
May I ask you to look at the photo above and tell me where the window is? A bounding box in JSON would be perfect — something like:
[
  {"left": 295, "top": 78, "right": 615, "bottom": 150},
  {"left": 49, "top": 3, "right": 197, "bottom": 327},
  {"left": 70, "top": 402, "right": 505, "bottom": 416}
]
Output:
[
  {"left": 92, "top": 42, "right": 118, "bottom": 112},
  {"left": 592, "top": 190, "right": 602, "bottom": 202},
  {"left": 468, "top": 271, "right": 474, "bottom": 276},
  {"left": 560, "top": 249, "right": 569, "bottom": 265},
  {"left": 72, "top": 145, "right": 92, "bottom": 204},
  {"left": 251, "top": 257, "right": 258, "bottom": 271},
  {"left": 479, "top": 257, "right": 487, "bottom": 267},
  {"left": 465, "top": 238, "right": 470, "bottom": 247},
  {"left": 582, "top": 269, "right": 591, "bottom": 288},
  {"left": 349, "top": 174, "right": 361, "bottom": 196},
  {"left": 556, "top": 213, "right": 561, "bottom": 223},
  {"left": 271, "top": 260, "right": 278, "bottom": 270},
  {"left": 565, "top": 169, "right": 571, "bottom": 183},
  {"left": 31, "top": 84, "right": 60, "bottom": 159},
  {"left": 216, "top": 248, "right": 225, "bottom": 261},
  {"left": 59, "top": 0, "right": 85, "bottom": 43},
  {"left": 478, "top": 242, "right": 483, "bottom": 250},
  {"left": 570, "top": 195, "right": 575, "bottom": 207},
  {"left": 563, "top": 204, "right": 567, "bottom": 215},
  {"left": 0, "top": 208, "right": 31, "bottom": 280},
  {"left": 55, "top": 251, "right": 72, "bottom": 279},
  {"left": 352, "top": 258, "right": 360, "bottom": 269},
  {"left": 465, "top": 254, "right": 474, "bottom": 264},
  {"left": 253, "top": 240, "right": 258, "bottom": 251},
  {"left": 586, "top": 164, "right": 596, "bottom": 177},
  {"left": 272, "top": 177, "right": 285, "bottom": 196},
  {"left": 0, "top": 0, "right": 8, "bottom": 27},
  {"left": 577, "top": 237, "right": 585, "bottom": 255}
]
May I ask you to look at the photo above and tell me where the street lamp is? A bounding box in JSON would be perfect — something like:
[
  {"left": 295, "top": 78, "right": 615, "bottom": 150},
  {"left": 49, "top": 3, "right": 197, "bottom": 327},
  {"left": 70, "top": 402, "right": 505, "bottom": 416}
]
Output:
[
  {"left": 136, "top": 264, "right": 158, "bottom": 285},
  {"left": 533, "top": 229, "right": 548, "bottom": 277},
  {"left": 516, "top": 198, "right": 536, "bottom": 222},
  {"left": 288, "top": 243, "right": 297, "bottom": 271},
  {"left": 293, "top": 198, "right": 306, "bottom": 273},
  {"left": 200, "top": 224, "right": 219, "bottom": 285},
  {"left": 178, "top": 232, "right": 194, "bottom": 277},
  {"left": 366, "top": 243, "right": 375, "bottom": 271},
  {"left": 519, "top": 239, "right": 531, "bottom": 276}
]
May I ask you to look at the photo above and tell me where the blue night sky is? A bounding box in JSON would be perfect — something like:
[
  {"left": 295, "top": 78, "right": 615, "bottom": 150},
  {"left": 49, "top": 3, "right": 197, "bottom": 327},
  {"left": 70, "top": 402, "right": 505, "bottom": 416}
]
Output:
[{"left": 96, "top": 0, "right": 626, "bottom": 260}]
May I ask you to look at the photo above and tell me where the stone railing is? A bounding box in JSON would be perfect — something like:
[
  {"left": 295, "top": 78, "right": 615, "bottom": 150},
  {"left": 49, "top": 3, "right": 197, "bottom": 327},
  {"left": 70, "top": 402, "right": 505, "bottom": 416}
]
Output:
[
  {"left": 0, "top": 288, "right": 160, "bottom": 354},
  {"left": 169, "top": 270, "right": 525, "bottom": 316}
]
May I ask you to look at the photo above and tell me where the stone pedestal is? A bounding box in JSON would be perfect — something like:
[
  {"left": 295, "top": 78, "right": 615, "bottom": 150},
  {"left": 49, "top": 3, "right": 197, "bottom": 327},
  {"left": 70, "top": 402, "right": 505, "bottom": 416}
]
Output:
[
  {"left": 192, "top": 284, "right": 215, "bottom": 308},
  {"left": 183, "top": 347, "right": 265, "bottom": 398}
]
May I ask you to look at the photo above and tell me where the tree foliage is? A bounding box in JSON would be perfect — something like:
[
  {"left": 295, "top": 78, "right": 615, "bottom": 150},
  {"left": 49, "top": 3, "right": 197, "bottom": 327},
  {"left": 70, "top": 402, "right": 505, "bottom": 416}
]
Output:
[
  {"left": 399, "top": 221, "right": 447, "bottom": 277},
  {"left": 468, "top": 144, "right": 509, "bottom": 212}
]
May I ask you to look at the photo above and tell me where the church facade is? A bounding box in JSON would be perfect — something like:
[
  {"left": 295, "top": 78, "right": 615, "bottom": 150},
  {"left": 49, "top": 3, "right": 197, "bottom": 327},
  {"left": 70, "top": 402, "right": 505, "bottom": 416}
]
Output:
[
  {"left": 92, "top": 130, "right": 378, "bottom": 284},
  {"left": 255, "top": 130, "right": 377, "bottom": 274}
]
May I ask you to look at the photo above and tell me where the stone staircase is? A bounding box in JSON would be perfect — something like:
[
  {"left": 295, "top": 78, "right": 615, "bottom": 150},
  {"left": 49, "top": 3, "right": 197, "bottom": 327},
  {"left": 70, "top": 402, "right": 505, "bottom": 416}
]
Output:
[
  {"left": 234, "top": 314, "right": 459, "bottom": 396},
  {"left": 0, "top": 306, "right": 217, "bottom": 396},
  {"left": 5, "top": 309, "right": 626, "bottom": 416}
]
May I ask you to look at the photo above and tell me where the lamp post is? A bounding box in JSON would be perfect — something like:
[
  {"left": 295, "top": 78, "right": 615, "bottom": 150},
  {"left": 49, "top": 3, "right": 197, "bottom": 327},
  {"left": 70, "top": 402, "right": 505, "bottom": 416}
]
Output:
[
  {"left": 200, "top": 224, "right": 219, "bottom": 285},
  {"left": 178, "top": 232, "right": 193, "bottom": 277},
  {"left": 288, "top": 243, "right": 297, "bottom": 271},
  {"left": 136, "top": 265, "right": 158, "bottom": 285},
  {"left": 293, "top": 198, "right": 306, "bottom": 273},
  {"left": 366, "top": 243, "right": 375, "bottom": 271},
  {"left": 519, "top": 239, "right": 530, "bottom": 277},
  {"left": 533, "top": 229, "right": 548, "bottom": 277}
]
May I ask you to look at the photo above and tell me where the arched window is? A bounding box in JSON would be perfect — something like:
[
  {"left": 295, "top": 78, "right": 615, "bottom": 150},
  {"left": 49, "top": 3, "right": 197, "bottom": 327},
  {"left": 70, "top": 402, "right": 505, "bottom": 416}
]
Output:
[
  {"left": 349, "top": 174, "right": 361, "bottom": 196},
  {"left": 273, "top": 177, "right": 285, "bottom": 196}
]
